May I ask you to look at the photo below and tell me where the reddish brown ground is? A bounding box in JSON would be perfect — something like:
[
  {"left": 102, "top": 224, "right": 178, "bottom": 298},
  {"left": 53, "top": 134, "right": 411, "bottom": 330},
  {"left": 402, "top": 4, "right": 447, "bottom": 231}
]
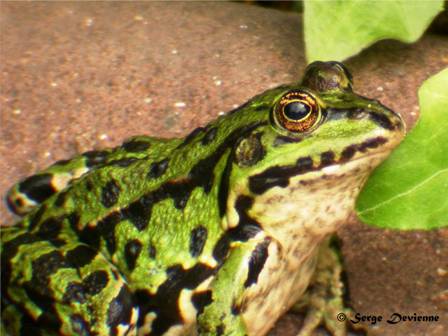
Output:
[{"left": 1, "top": 2, "right": 447, "bottom": 335}]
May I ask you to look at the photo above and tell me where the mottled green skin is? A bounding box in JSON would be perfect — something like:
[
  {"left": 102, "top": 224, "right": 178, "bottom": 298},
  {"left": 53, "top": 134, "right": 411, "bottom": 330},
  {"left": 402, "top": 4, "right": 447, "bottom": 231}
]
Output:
[{"left": 1, "top": 62, "right": 404, "bottom": 336}]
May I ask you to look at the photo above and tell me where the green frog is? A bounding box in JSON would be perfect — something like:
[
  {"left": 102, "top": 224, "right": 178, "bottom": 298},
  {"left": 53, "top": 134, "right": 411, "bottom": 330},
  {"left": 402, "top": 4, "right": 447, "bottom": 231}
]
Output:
[{"left": 1, "top": 61, "right": 405, "bottom": 336}]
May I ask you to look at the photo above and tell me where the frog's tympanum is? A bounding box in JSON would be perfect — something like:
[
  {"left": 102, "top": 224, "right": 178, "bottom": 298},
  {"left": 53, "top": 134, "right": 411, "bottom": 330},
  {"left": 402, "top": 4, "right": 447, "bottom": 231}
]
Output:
[{"left": 1, "top": 61, "right": 405, "bottom": 336}]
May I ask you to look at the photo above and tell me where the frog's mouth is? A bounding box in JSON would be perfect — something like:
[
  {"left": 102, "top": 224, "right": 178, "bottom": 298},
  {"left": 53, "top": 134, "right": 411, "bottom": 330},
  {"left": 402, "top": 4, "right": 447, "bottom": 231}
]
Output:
[
  {"left": 321, "top": 149, "right": 390, "bottom": 176},
  {"left": 320, "top": 133, "right": 403, "bottom": 175},
  {"left": 248, "top": 134, "right": 402, "bottom": 195}
]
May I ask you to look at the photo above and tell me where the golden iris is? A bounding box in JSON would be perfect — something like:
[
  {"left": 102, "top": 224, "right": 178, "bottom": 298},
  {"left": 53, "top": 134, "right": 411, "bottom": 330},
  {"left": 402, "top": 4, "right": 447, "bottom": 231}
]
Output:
[{"left": 275, "top": 90, "right": 321, "bottom": 133}]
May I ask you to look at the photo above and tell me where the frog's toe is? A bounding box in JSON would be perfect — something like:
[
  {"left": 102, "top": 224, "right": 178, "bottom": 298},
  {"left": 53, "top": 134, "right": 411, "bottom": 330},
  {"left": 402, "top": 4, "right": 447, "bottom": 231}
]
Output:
[{"left": 294, "top": 239, "right": 367, "bottom": 336}]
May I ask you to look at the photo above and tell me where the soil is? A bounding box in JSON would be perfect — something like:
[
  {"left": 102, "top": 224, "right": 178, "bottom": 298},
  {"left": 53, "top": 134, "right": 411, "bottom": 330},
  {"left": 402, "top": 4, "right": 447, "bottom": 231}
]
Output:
[{"left": 1, "top": 2, "right": 447, "bottom": 335}]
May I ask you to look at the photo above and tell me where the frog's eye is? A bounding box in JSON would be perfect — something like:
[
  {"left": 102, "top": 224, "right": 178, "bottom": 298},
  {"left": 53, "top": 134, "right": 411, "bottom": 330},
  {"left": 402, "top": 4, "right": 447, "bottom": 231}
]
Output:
[{"left": 275, "top": 90, "right": 321, "bottom": 133}]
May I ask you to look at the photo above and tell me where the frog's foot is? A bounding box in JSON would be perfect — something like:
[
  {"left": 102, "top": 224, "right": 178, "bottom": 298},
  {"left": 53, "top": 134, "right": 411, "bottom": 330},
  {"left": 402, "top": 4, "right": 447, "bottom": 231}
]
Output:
[{"left": 293, "top": 238, "right": 367, "bottom": 336}]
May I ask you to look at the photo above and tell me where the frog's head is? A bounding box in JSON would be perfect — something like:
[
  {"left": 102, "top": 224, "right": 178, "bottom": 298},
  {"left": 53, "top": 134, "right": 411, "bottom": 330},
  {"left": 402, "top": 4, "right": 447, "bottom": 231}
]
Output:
[{"left": 226, "top": 61, "right": 405, "bottom": 234}]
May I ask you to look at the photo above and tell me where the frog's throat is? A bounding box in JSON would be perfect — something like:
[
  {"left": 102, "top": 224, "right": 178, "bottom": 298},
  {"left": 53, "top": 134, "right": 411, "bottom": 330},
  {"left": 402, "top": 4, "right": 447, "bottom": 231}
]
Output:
[{"left": 248, "top": 151, "right": 387, "bottom": 238}]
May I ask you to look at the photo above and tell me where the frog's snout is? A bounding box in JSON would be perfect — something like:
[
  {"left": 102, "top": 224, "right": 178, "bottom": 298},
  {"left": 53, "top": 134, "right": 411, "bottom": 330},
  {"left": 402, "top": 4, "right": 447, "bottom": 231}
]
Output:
[
  {"left": 370, "top": 106, "right": 405, "bottom": 132},
  {"left": 366, "top": 104, "right": 406, "bottom": 149}
]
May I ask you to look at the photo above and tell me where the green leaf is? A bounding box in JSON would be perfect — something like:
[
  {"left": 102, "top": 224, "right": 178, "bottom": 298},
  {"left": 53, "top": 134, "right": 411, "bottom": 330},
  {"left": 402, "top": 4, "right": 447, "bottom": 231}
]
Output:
[
  {"left": 356, "top": 68, "right": 448, "bottom": 230},
  {"left": 304, "top": 0, "right": 443, "bottom": 63}
]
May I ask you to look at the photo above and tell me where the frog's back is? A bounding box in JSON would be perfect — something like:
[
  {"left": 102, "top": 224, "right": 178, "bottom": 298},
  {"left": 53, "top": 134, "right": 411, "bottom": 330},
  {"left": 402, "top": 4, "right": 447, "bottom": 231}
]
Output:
[
  {"left": 1, "top": 104, "right": 272, "bottom": 335},
  {"left": 6, "top": 135, "right": 179, "bottom": 216},
  {"left": 4, "top": 129, "right": 219, "bottom": 254}
]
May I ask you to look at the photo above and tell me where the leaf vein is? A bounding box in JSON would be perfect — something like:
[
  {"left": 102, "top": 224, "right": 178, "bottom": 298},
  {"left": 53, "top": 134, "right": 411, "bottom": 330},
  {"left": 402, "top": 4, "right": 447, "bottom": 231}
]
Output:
[{"left": 359, "top": 167, "right": 448, "bottom": 214}]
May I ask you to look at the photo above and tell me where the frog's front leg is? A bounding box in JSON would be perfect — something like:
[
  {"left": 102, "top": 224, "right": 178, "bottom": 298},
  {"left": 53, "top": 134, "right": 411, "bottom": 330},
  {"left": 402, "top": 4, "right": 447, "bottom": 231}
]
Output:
[
  {"left": 295, "top": 237, "right": 364, "bottom": 336},
  {"left": 197, "top": 234, "right": 271, "bottom": 336}
]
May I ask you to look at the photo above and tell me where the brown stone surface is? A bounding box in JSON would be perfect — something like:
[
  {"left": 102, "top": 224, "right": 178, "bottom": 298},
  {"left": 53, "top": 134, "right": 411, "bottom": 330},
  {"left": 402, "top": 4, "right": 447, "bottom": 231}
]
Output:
[{"left": 0, "top": 2, "right": 447, "bottom": 335}]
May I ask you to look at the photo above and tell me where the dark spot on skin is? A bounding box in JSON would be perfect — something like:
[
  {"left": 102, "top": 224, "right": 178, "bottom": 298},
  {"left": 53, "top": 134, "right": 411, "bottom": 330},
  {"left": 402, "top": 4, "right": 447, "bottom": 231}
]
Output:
[
  {"left": 160, "top": 180, "right": 192, "bottom": 209},
  {"left": 248, "top": 165, "right": 290, "bottom": 195},
  {"left": 19, "top": 311, "right": 44, "bottom": 336},
  {"left": 234, "top": 195, "right": 259, "bottom": 227},
  {"left": 28, "top": 204, "right": 47, "bottom": 230},
  {"left": 191, "top": 290, "right": 213, "bottom": 315},
  {"left": 54, "top": 191, "right": 68, "bottom": 207},
  {"left": 212, "top": 235, "right": 232, "bottom": 263},
  {"left": 357, "top": 136, "right": 388, "bottom": 152},
  {"left": 70, "top": 314, "right": 91, "bottom": 336},
  {"left": 135, "top": 263, "right": 216, "bottom": 335},
  {"left": 369, "top": 111, "right": 395, "bottom": 130},
  {"left": 273, "top": 135, "right": 303, "bottom": 146},
  {"left": 124, "top": 240, "right": 142, "bottom": 271},
  {"left": 201, "top": 127, "right": 218, "bottom": 145},
  {"left": 96, "top": 211, "right": 122, "bottom": 255},
  {"left": 231, "top": 301, "right": 242, "bottom": 315},
  {"left": 296, "top": 156, "right": 314, "bottom": 173},
  {"left": 107, "top": 285, "right": 135, "bottom": 336},
  {"left": 36, "top": 216, "right": 63, "bottom": 241},
  {"left": 54, "top": 158, "right": 71, "bottom": 166},
  {"left": 108, "top": 157, "right": 139, "bottom": 167},
  {"left": 76, "top": 211, "right": 119, "bottom": 253},
  {"left": 63, "top": 282, "right": 86, "bottom": 304},
  {"left": 341, "top": 145, "right": 357, "bottom": 161},
  {"left": 35, "top": 309, "right": 62, "bottom": 332},
  {"left": 101, "top": 179, "right": 121, "bottom": 208},
  {"left": 212, "top": 224, "right": 262, "bottom": 263},
  {"left": 121, "top": 195, "right": 153, "bottom": 231},
  {"left": 122, "top": 139, "right": 151, "bottom": 152},
  {"left": 67, "top": 212, "right": 81, "bottom": 231},
  {"left": 320, "top": 151, "right": 336, "bottom": 166},
  {"left": 148, "top": 243, "right": 157, "bottom": 259},
  {"left": 83, "top": 270, "right": 109, "bottom": 296},
  {"left": 218, "top": 150, "right": 234, "bottom": 218},
  {"left": 216, "top": 324, "right": 225, "bottom": 335},
  {"left": 147, "top": 158, "right": 169, "bottom": 179},
  {"left": 235, "top": 133, "right": 265, "bottom": 167},
  {"left": 177, "top": 127, "right": 205, "bottom": 149},
  {"left": 18, "top": 173, "right": 56, "bottom": 205},
  {"left": 189, "top": 226, "right": 208, "bottom": 257},
  {"left": 66, "top": 245, "right": 97, "bottom": 268},
  {"left": 85, "top": 180, "right": 94, "bottom": 191},
  {"left": 244, "top": 238, "right": 271, "bottom": 287},
  {"left": 83, "top": 150, "right": 109, "bottom": 167}
]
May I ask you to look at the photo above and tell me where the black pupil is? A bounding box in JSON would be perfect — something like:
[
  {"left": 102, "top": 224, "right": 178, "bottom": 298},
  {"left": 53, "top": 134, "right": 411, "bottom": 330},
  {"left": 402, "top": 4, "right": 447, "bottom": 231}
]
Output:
[{"left": 284, "top": 101, "right": 311, "bottom": 120}]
